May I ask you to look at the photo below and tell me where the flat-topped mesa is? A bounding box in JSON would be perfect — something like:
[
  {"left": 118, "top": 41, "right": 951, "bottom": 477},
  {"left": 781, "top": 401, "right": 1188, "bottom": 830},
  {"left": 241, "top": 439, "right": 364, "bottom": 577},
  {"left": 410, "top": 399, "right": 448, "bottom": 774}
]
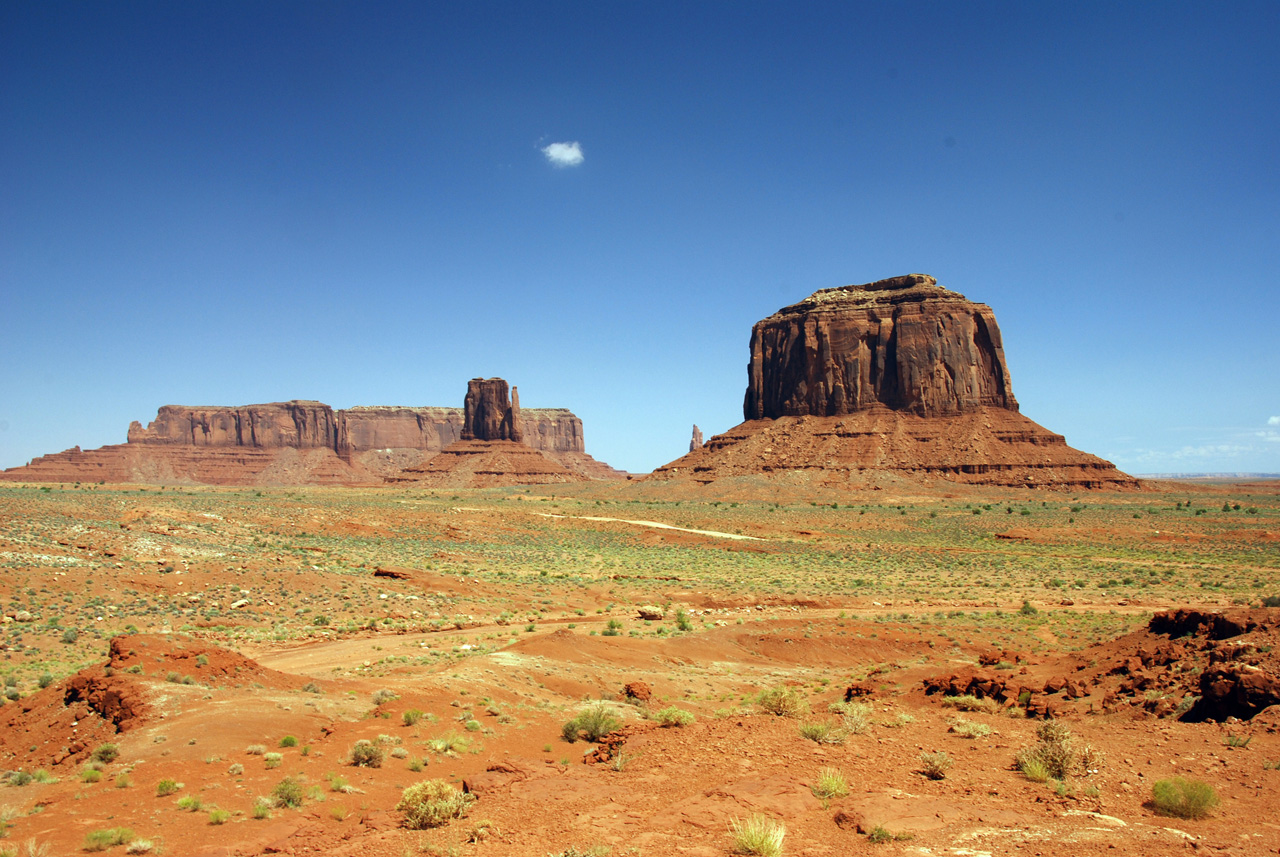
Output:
[
  {"left": 652, "top": 273, "right": 1137, "bottom": 490},
  {"left": 127, "top": 401, "right": 341, "bottom": 450},
  {"left": 744, "top": 273, "right": 1018, "bottom": 420},
  {"left": 461, "top": 378, "right": 523, "bottom": 443},
  {"left": 5, "top": 392, "right": 625, "bottom": 485}
]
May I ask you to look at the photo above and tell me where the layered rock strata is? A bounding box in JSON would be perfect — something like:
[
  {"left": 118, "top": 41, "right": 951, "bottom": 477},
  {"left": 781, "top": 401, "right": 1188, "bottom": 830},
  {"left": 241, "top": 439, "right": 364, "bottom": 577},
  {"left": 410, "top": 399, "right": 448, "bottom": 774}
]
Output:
[
  {"left": 392, "top": 378, "right": 591, "bottom": 488},
  {"left": 655, "top": 274, "right": 1136, "bottom": 490},
  {"left": 745, "top": 274, "right": 1016, "bottom": 419},
  {"left": 4, "top": 396, "right": 623, "bottom": 485},
  {"left": 390, "top": 440, "right": 586, "bottom": 488},
  {"left": 461, "top": 378, "right": 522, "bottom": 442}
]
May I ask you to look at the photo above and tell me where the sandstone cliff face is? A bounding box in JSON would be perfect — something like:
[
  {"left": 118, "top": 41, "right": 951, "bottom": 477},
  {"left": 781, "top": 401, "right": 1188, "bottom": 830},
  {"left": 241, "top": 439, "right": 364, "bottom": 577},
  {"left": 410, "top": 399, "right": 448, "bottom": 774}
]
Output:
[
  {"left": 461, "top": 378, "right": 522, "bottom": 443},
  {"left": 5, "top": 397, "right": 621, "bottom": 485},
  {"left": 128, "top": 402, "right": 341, "bottom": 450},
  {"left": 653, "top": 273, "right": 1135, "bottom": 490},
  {"left": 338, "top": 407, "right": 463, "bottom": 454},
  {"left": 744, "top": 274, "right": 1017, "bottom": 420}
]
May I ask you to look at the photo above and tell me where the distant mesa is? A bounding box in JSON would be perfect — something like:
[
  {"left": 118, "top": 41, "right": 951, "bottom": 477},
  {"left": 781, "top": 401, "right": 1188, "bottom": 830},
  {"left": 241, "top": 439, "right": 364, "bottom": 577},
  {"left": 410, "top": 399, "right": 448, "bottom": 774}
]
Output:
[
  {"left": 655, "top": 274, "right": 1137, "bottom": 490},
  {"left": 391, "top": 378, "right": 588, "bottom": 488},
  {"left": 2, "top": 381, "right": 623, "bottom": 486},
  {"left": 744, "top": 274, "right": 1016, "bottom": 419}
]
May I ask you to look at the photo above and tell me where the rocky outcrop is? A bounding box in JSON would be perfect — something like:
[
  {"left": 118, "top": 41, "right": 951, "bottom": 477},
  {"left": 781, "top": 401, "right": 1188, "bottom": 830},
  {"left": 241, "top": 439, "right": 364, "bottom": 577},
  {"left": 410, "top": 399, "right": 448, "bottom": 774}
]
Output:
[
  {"left": 652, "top": 410, "right": 1138, "bottom": 489},
  {"left": 391, "top": 440, "right": 586, "bottom": 488},
  {"left": 4, "top": 394, "right": 624, "bottom": 485},
  {"left": 690, "top": 425, "right": 704, "bottom": 452},
  {"left": 654, "top": 273, "right": 1136, "bottom": 490},
  {"left": 744, "top": 274, "right": 1016, "bottom": 420},
  {"left": 392, "top": 378, "right": 594, "bottom": 487},
  {"left": 461, "top": 378, "right": 522, "bottom": 442}
]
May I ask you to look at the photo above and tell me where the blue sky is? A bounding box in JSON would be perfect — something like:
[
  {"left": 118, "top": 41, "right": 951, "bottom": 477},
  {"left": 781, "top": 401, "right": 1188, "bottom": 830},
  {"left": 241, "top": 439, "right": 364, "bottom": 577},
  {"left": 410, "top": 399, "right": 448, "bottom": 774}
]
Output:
[{"left": 2, "top": 1, "right": 1278, "bottom": 475}]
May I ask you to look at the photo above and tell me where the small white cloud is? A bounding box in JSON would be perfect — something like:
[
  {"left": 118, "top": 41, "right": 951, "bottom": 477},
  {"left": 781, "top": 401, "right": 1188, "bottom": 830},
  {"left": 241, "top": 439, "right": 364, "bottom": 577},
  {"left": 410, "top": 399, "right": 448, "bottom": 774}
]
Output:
[
  {"left": 1269, "top": 415, "right": 1280, "bottom": 426},
  {"left": 541, "top": 141, "right": 584, "bottom": 167}
]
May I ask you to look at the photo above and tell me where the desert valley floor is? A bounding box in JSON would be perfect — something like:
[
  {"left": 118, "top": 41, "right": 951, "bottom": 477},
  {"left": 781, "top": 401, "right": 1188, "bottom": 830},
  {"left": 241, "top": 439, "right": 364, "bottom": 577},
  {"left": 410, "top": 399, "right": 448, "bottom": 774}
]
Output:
[{"left": 0, "top": 476, "right": 1277, "bottom": 857}]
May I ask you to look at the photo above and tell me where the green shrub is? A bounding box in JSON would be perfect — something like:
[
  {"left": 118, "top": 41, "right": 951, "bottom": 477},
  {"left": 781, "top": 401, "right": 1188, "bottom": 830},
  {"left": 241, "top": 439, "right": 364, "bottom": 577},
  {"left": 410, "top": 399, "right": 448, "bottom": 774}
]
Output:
[
  {"left": 728, "top": 814, "right": 785, "bottom": 857},
  {"left": 208, "top": 808, "right": 231, "bottom": 825},
  {"left": 653, "top": 706, "right": 695, "bottom": 727},
  {"left": 920, "top": 751, "right": 952, "bottom": 780},
  {"left": 834, "top": 701, "right": 873, "bottom": 734},
  {"left": 867, "top": 825, "right": 912, "bottom": 844},
  {"left": 372, "top": 689, "right": 398, "bottom": 705},
  {"left": 263, "top": 752, "right": 283, "bottom": 769},
  {"left": 155, "top": 779, "right": 181, "bottom": 796},
  {"left": 349, "top": 739, "right": 384, "bottom": 768},
  {"left": 278, "top": 735, "right": 298, "bottom": 748},
  {"left": 1019, "top": 757, "right": 1050, "bottom": 782},
  {"left": 811, "top": 767, "right": 848, "bottom": 800},
  {"left": 396, "top": 779, "right": 475, "bottom": 829},
  {"left": 176, "top": 795, "right": 202, "bottom": 811},
  {"left": 1015, "top": 721, "right": 1099, "bottom": 781},
  {"left": 272, "top": 777, "right": 305, "bottom": 808},
  {"left": 402, "top": 709, "right": 426, "bottom": 726},
  {"left": 1151, "top": 777, "right": 1219, "bottom": 819},
  {"left": 756, "top": 686, "right": 809, "bottom": 718},
  {"left": 562, "top": 703, "right": 622, "bottom": 743},
  {"left": 426, "top": 732, "right": 470, "bottom": 756},
  {"left": 798, "top": 720, "right": 846, "bottom": 745},
  {"left": 949, "top": 718, "right": 991, "bottom": 739},
  {"left": 83, "top": 827, "right": 133, "bottom": 851},
  {"left": 940, "top": 694, "right": 1000, "bottom": 715},
  {"left": 81, "top": 768, "right": 102, "bottom": 783},
  {"left": 91, "top": 743, "right": 119, "bottom": 764}
]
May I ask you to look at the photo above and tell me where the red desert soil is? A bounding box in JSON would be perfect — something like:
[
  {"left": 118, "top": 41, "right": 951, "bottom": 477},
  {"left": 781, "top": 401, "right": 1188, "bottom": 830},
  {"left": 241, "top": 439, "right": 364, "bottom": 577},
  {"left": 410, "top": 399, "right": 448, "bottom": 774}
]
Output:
[
  {"left": 0, "top": 479, "right": 1276, "bottom": 856},
  {"left": 0, "top": 613, "right": 1276, "bottom": 857}
]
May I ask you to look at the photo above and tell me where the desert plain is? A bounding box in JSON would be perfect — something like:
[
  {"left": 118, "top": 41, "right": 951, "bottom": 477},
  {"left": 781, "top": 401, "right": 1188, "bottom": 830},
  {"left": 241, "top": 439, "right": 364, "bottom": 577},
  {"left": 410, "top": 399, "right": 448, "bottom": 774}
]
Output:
[{"left": 0, "top": 475, "right": 1277, "bottom": 857}]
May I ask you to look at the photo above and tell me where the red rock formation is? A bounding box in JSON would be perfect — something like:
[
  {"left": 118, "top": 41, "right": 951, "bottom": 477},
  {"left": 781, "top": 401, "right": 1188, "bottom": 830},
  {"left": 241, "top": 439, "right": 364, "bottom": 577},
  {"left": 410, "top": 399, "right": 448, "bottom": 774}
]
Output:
[
  {"left": 745, "top": 274, "right": 1016, "bottom": 419},
  {"left": 690, "top": 424, "right": 704, "bottom": 452},
  {"left": 390, "top": 440, "right": 586, "bottom": 488},
  {"left": 462, "top": 378, "right": 522, "bottom": 443},
  {"left": 127, "top": 401, "right": 340, "bottom": 449},
  {"left": 654, "top": 274, "right": 1136, "bottom": 490},
  {"left": 652, "top": 410, "right": 1137, "bottom": 489},
  {"left": 393, "top": 378, "right": 594, "bottom": 487},
  {"left": 3, "top": 396, "right": 624, "bottom": 485}
]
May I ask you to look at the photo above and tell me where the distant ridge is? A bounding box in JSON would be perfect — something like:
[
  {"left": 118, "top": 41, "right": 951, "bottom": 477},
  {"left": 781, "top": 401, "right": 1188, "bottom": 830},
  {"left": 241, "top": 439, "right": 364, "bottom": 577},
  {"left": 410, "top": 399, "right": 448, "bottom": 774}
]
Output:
[{"left": 1137, "top": 473, "right": 1280, "bottom": 480}]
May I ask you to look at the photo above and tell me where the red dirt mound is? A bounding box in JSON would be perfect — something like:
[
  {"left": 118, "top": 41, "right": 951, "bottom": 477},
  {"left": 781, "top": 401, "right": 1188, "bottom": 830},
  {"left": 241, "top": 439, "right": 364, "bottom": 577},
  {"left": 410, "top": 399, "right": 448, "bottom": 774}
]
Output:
[
  {"left": 106, "top": 633, "right": 307, "bottom": 690},
  {"left": 923, "top": 608, "right": 1280, "bottom": 722},
  {"left": 0, "top": 634, "right": 307, "bottom": 771}
]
